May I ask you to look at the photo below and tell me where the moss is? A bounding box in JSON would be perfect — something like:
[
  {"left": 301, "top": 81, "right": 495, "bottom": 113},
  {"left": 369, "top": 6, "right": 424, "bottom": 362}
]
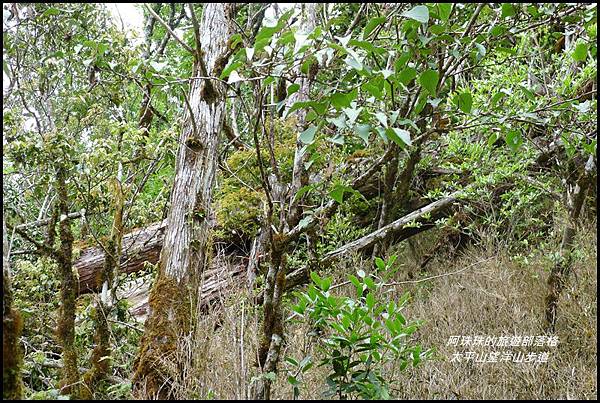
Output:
[
  {"left": 3, "top": 307, "right": 24, "bottom": 400},
  {"left": 215, "top": 186, "right": 264, "bottom": 244},
  {"left": 132, "top": 275, "right": 192, "bottom": 399}
]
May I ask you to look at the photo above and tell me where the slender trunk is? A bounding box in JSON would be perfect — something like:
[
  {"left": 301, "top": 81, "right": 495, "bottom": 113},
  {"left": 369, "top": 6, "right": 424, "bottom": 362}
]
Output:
[
  {"left": 253, "top": 5, "right": 318, "bottom": 399},
  {"left": 3, "top": 215, "right": 24, "bottom": 400},
  {"left": 84, "top": 169, "right": 125, "bottom": 395},
  {"left": 132, "top": 4, "right": 235, "bottom": 398},
  {"left": 545, "top": 155, "right": 595, "bottom": 332},
  {"left": 372, "top": 146, "right": 399, "bottom": 257},
  {"left": 55, "top": 166, "right": 81, "bottom": 398}
]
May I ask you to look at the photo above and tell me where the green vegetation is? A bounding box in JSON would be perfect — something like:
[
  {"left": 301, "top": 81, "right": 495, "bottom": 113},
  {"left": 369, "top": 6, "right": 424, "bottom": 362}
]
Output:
[{"left": 2, "top": 3, "right": 597, "bottom": 400}]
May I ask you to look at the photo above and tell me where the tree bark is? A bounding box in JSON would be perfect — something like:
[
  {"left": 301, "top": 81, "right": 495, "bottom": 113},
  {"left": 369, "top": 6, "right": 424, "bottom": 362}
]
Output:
[
  {"left": 545, "top": 155, "right": 595, "bottom": 332},
  {"left": 132, "top": 4, "right": 236, "bottom": 399},
  {"left": 3, "top": 214, "right": 24, "bottom": 400},
  {"left": 54, "top": 166, "right": 81, "bottom": 398},
  {"left": 252, "top": 5, "right": 318, "bottom": 400}
]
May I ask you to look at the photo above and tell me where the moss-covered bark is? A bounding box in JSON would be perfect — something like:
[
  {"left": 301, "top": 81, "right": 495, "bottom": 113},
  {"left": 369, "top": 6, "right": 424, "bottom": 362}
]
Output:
[
  {"left": 84, "top": 175, "right": 124, "bottom": 397},
  {"left": 131, "top": 276, "right": 191, "bottom": 399},
  {"left": 55, "top": 166, "right": 82, "bottom": 399},
  {"left": 3, "top": 216, "right": 24, "bottom": 400},
  {"left": 132, "top": 4, "right": 235, "bottom": 399}
]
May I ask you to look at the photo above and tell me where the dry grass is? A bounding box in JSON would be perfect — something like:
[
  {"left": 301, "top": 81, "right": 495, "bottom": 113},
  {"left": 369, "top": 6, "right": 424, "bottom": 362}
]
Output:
[{"left": 160, "top": 219, "right": 597, "bottom": 400}]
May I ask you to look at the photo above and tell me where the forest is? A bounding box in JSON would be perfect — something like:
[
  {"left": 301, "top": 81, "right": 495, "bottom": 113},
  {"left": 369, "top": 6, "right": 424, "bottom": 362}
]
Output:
[{"left": 2, "top": 2, "right": 597, "bottom": 400}]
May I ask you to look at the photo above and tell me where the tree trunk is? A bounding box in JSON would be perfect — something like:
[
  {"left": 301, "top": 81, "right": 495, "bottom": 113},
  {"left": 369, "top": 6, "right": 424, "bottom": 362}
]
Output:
[
  {"left": 55, "top": 166, "right": 81, "bottom": 398},
  {"left": 545, "top": 155, "right": 595, "bottom": 332},
  {"left": 84, "top": 170, "right": 125, "bottom": 395},
  {"left": 132, "top": 4, "right": 235, "bottom": 399},
  {"left": 252, "top": 4, "right": 318, "bottom": 400},
  {"left": 3, "top": 214, "right": 24, "bottom": 400}
]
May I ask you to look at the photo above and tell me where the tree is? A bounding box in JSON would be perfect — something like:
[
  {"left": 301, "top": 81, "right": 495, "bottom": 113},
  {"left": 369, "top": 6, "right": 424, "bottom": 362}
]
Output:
[
  {"left": 3, "top": 215, "right": 24, "bottom": 400},
  {"left": 132, "top": 3, "right": 238, "bottom": 398}
]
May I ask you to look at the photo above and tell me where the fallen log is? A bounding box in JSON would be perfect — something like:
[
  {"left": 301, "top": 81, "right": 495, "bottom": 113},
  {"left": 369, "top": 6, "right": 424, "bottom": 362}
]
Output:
[
  {"left": 106, "top": 193, "right": 460, "bottom": 321},
  {"left": 283, "top": 191, "right": 461, "bottom": 291},
  {"left": 74, "top": 220, "right": 166, "bottom": 294},
  {"left": 122, "top": 258, "right": 247, "bottom": 322}
]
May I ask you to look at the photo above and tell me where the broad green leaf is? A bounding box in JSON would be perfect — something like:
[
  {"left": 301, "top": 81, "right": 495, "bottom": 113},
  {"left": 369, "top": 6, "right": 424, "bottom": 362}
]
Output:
[
  {"left": 437, "top": 3, "right": 452, "bottom": 21},
  {"left": 287, "top": 83, "right": 300, "bottom": 97},
  {"left": 299, "top": 125, "right": 317, "bottom": 144},
  {"left": 402, "top": 5, "right": 429, "bottom": 24},
  {"left": 310, "top": 271, "right": 323, "bottom": 288},
  {"left": 491, "top": 91, "right": 506, "bottom": 107},
  {"left": 344, "top": 55, "right": 363, "bottom": 71},
  {"left": 386, "top": 128, "right": 412, "bottom": 148},
  {"left": 501, "top": 3, "right": 516, "bottom": 18},
  {"left": 355, "top": 124, "right": 371, "bottom": 145},
  {"left": 454, "top": 91, "right": 473, "bottom": 113},
  {"left": 395, "top": 52, "right": 411, "bottom": 71},
  {"left": 506, "top": 129, "right": 522, "bottom": 151},
  {"left": 329, "top": 183, "right": 357, "bottom": 203},
  {"left": 397, "top": 67, "right": 417, "bottom": 85},
  {"left": 245, "top": 47, "right": 255, "bottom": 61},
  {"left": 330, "top": 92, "right": 352, "bottom": 109},
  {"left": 375, "top": 112, "right": 388, "bottom": 128},
  {"left": 220, "top": 60, "right": 243, "bottom": 79},
  {"left": 363, "top": 16, "right": 386, "bottom": 37},
  {"left": 227, "top": 70, "right": 243, "bottom": 84},
  {"left": 419, "top": 69, "right": 439, "bottom": 96},
  {"left": 572, "top": 42, "right": 588, "bottom": 62},
  {"left": 293, "top": 184, "right": 316, "bottom": 203},
  {"left": 342, "top": 106, "right": 361, "bottom": 125},
  {"left": 41, "top": 7, "right": 61, "bottom": 17}
]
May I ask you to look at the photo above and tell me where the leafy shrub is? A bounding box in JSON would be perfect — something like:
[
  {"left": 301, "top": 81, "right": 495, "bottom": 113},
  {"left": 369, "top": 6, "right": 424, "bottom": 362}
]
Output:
[{"left": 289, "top": 256, "right": 430, "bottom": 399}]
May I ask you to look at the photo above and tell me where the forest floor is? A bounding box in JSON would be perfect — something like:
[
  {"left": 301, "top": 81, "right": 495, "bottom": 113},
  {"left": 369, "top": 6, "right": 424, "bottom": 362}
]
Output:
[{"left": 172, "top": 218, "right": 597, "bottom": 400}]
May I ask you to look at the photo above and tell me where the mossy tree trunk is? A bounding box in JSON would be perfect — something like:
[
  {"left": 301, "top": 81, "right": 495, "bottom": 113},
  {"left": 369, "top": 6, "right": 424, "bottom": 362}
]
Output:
[
  {"left": 3, "top": 215, "right": 24, "bottom": 400},
  {"left": 54, "top": 166, "right": 82, "bottom": 398},
  {"left": 83, "top": 171, "right": 125, "bottom": 396},
  {"left": 132, "top": 3, "right": 236, "bottom": 399}
]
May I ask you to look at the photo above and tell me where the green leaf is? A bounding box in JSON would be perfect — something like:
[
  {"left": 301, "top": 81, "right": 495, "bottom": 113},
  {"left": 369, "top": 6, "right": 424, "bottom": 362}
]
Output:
[
  {"left": 342, "top": 107, "right": 361, "bottom": 125},
  {"left": 572, "top": 42, "right": 588, "bottom": 62},
  {"left": 437, "top": 4, "right": 452, "bottom": 21},
  {"left": 386, "top": 128, "right": 412, "bottom": 148},
  {"left": 299, "top": 126, "right": 317, "bottom": 144},
  {"left": 364, "top": 277, "right": 376, "bottom": 290},
  {"left": 310, "top": 271, "right": 323, "bottom": 288},
  {"left": 506, "top": 129, "right": 522, "bottom": 151},
  {"left": 363, "top": 16, "right": 387, "bottom": 37},
  {"left": 245, "top": 47, "right": 255, "bottom": 61},
  {"left": 41, "top": 7, "right": 61, "bottom": 17},
  {"left": 219, "top": 60, "right": 243, "bottom": 79},
  {"left": 293, "top": 184, "right": 316, "bottom": 203},
  {"left": 287, "top": 83, "right": 300, "bottom": 97},
  {"left": 330, "top": 92, "right": 352, "bottom": 109},
  {"left": 227, "top": 70, "right": 243, "bottom": 84},
  {"left": 491, "top": 91, "right": 506, "bottom": 108},
  {"left": 375, "top": 112, "right": 388, "bottom": 128},
  {"left": 329, "top": 183, "right": 356, "bottom": 203},
  {"left": 501, "top": 3, "right": 516, "bottom": 19},
  {"left": 454, "top": 91, "right": 473, "bottom": 113},
  {"left": 355, "top": 124, "right": 371, "bottom": 145},
  {"left": 395, "top": 52, "right": 411, "bottom": 71},
  {"left": 397, "top": 67, "right": 417, "bottom": 85},
  {"left": 366, "top": 293, "right": 375, "bottom": 309},
  {"left": 419, "top": 69, "right": 439, "bottom": 96},
  {"left": 402, "top": 5, "right": 430, "bottom": 24},
  {"left": 344, "top": 55, "right": 363, "bottom": 71}
]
